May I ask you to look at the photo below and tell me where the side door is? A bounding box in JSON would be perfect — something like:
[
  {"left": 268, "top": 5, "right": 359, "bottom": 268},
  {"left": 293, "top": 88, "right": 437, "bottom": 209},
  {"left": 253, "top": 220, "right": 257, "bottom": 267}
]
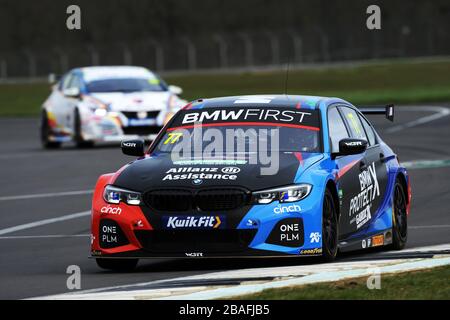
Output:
[
  {"left": 327, "top": 106, "right": 363, "bottom": 239},
  {"left": 339, "top": 106, "right": 388, "bottom": 235},
  {"left": 53, "top": 73, "right": 75, "bottom": 132},
  {"left": 64, "top": 74, "right": 84, "bottom": 133}
]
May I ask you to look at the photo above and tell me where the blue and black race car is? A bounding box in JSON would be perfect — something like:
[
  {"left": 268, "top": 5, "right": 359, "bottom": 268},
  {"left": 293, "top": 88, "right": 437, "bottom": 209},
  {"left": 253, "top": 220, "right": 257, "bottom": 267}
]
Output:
[{"left": 91, "top": 95, "right": 411, "bottom": 271}]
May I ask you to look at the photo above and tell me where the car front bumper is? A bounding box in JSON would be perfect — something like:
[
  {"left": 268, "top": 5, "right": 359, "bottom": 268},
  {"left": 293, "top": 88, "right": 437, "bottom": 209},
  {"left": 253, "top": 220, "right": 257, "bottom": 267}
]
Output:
[{"left": 90, "top": 183, "right": 325, "bottom": 258}]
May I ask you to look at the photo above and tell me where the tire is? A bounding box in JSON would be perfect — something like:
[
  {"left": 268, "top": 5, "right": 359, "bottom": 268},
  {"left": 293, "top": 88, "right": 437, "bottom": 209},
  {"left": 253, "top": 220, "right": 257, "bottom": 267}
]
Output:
[
  {"left": 95, "top": 258, "right": 138, "bottom": 271},
  {"left": 391, "top": 179, "right": 408, "bottom": 250},
  {"left": 74, "top": 109, "right": 94, "bottom": 148},
  {"left": 40, "top": 111, "right": 61, "bottom": 149},
  {"left": 321, "top": 188, "right": 339, "bottom": 262}
]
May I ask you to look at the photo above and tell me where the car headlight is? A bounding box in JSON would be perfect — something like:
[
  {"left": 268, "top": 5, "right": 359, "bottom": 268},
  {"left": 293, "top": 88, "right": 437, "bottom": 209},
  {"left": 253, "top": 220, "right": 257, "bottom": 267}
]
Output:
[
  {"left": 252, "top": 184, "right": 312, "bottom": 204},
  {"left": 103, "top": 185, "right": 142, "bottom": 206},
  {"left": 94, "top": 108, "right": 108, "bottom": 117}
]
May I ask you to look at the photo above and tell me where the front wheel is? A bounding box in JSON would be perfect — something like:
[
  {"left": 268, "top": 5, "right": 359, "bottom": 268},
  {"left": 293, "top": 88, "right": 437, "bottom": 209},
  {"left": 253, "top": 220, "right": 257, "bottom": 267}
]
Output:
[
  {"left": 40, "top": 111, "right": 61, "bottom": 149},
  {"left": 96, "top": 258, "right": 138, "bottom": 271},
  {"left": 391, "top": 180, "right": 408, "bottom": 250},
  {"left": 74, "top": 109, "right": 94, "bottom": 148},
  {"left": 321, "top": 188, "right": 339, "bottom": 262}
]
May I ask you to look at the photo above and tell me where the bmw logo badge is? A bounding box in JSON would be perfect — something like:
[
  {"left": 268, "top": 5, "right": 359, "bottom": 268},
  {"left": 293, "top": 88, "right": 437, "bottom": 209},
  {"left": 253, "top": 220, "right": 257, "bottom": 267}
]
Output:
[{"left": 192, "top": 179, "right": 203, "bottom": 186}]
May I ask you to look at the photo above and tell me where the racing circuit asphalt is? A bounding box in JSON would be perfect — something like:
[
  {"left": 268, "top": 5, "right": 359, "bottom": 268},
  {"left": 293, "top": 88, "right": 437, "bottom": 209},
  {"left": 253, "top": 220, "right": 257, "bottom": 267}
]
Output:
[{"left": 0, "top": 105, "right": 449, "bottom": 299}]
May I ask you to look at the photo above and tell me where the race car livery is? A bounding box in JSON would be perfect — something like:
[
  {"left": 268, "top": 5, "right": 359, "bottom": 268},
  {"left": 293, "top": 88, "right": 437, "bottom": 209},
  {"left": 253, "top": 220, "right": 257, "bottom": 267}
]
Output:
[
  {"left": 90, "top": 95, "right": 411, "bottom": 270},
  {"left": 40, "top": 66, "right": 186, "bottom": 148}
]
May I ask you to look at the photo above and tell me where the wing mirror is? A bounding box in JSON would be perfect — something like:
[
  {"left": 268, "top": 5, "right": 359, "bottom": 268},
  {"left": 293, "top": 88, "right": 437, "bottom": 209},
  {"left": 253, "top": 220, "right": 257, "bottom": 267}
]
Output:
[
  {"left": 63, "top": 87, "right": 81, "bottom": 98},
  {"left": 121, "top": 139, "right": 145, "bottom": 157},
  {"left": 168, "top": 85, "right": 183, "bottom": 95},
  {"left": 336, "top": 138, "right": 368, "bottom": 156}
]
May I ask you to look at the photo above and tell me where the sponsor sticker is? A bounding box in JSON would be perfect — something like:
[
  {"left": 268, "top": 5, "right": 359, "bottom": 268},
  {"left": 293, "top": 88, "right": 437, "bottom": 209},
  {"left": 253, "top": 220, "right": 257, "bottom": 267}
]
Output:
[
  {"left": 221, "top": 166, "right": 240, "bottom": 174},
  {"left": 169, "top": 107, "right": 321, "bottom": 129},
  {"left": 266, "top": 218, "right": 304, "bottom": 247},
  {"left": 164, "top": 132, "right": 183, "bottom": 144},
  {"left": 91, "top": 250, "right": 102, "bottom": 256},
  {"left": 309, "top": 232, "right": 321, "bottom": 244},
  {"left": 273, "top": 204, "right": 301, "bottom": 214},
  {"left": 185, "top": 252, "right": 203, "bottom": 257},
  {"left": 162, "top": 167, "right": 239, "bottom": 181},
  {"left": 299, "top": 248, "right": 322, "bottom": 255},
  {"left": 100, "top": 206, "right": 122, "bottom": 215},
  {"left": 348, "top": 162, "right": 380, "bottom": 230},
  {"left": 163, "top": 215, "right": 225, "bottom": 229},
  {"left": 173, "top": 159, "right": 247, "bottom": 166},
  {"left": 371, "top": 234, "right": 384, "bottom": 247}
]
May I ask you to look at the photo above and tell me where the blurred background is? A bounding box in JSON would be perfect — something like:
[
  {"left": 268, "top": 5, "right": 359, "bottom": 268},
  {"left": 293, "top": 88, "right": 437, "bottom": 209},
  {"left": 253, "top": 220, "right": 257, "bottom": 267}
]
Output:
[{"left": 0, "top": 0, "right": 449, "bottom": 116}]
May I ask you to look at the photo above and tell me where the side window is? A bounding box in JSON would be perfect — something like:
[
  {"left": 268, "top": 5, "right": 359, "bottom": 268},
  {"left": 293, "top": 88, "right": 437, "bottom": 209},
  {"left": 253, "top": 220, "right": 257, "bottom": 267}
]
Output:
[
  {"left": 69, "top": 75, "right": 83, "bottom": 90},
  {"left": 328, "top": 106, "right": 350, "bottom": 153},
  {"left": 62, "top": 74, "right": 73, "bottom": 90},
  {"left": 340, "top": 107, "right": 368, "bottom": 141},
  {"left": 359, "top": 114, "right": 377, "bottom": 146}
]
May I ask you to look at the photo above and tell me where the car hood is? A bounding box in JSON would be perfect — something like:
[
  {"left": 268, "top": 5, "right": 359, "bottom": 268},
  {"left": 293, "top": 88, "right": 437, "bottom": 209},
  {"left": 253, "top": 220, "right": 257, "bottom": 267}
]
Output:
[
  {"left": 113, "top": 152, "right": 324, "bottom": 192},
  {"left": 90, "top": 91, "right": 171, "bottom": 112}
]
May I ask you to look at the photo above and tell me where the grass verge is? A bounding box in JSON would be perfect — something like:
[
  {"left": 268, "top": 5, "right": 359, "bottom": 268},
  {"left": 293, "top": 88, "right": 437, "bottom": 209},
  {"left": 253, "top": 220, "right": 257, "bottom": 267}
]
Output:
[
  {"left": 235, "top": 265, "right": 450, "bottom": 300},
  {"left": 1, "top": 59, "right": 450, "bottom": 117}
]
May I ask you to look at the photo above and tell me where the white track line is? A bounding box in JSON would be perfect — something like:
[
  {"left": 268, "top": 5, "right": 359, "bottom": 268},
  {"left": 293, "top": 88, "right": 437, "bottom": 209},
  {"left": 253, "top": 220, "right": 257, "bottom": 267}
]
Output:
[
  {"left": 409, "top": 225, "right": 450, "bottom": 229},
  {"left": 386, "top": 106, "right": 450, "bottom": 133},
  {"left": 0, "top": 234, "right": 90, "bottom": 240},
  {"left": 0, "top": 190, "right": 92, "bottom": 202},
  {"left": 32, "top": 244, "right": 450, "bottom": 300},
  {"left": 0, "top": 211, "right": 90, "bottom": 236}
]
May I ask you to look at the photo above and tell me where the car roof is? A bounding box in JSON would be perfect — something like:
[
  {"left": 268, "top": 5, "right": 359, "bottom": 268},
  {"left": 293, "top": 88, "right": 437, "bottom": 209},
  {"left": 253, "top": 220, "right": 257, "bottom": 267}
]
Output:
[
  {"left": 186, "top": 95, "right": 351, "bottom": 110},
  {"left": 76, "top": 66, "right": 156, "bottom": 83}
]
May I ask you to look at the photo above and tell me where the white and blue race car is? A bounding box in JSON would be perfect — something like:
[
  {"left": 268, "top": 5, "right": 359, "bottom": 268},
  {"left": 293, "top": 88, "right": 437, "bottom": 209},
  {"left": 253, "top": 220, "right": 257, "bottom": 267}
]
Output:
[
  {"left": 40, "top": 66, "right": 186, "bottom": 148},
  {"left": 90, "top": 95, "right": 411, "bottom": 271}
]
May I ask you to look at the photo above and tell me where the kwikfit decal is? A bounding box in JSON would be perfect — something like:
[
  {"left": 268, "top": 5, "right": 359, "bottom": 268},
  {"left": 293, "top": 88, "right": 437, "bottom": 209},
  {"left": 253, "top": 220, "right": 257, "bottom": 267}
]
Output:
[
  {"left": 163, "top": 216, "right": 224, "bottom": 229},
  {"left": 349, "top": 162, "right": 380, "bottom": 229}
]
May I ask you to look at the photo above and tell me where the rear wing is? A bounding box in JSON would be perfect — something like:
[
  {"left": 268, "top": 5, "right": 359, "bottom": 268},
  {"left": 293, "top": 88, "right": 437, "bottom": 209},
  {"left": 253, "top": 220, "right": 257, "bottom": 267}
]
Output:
[{"left": 358, "top": 104, "right": 394, "bottom": 122}]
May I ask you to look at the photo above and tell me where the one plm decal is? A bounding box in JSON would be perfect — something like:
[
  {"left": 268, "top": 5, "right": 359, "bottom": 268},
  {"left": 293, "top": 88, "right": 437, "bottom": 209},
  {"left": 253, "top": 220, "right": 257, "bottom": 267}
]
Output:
[
  {"left": 349, "top": 162, "right": 380, "bottom": 230},
  {"left": 163, "top": 215, "right": 225, "bottom": 229}
]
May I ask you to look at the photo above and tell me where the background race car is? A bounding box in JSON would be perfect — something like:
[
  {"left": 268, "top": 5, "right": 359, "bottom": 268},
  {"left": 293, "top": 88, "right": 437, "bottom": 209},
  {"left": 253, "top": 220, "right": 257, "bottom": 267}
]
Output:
[
  {"left": 91, "top": 95, "right": 411, "bottom": 271},
  {"left": 40, "top": 66, "right": 186, "bottom": 148}
]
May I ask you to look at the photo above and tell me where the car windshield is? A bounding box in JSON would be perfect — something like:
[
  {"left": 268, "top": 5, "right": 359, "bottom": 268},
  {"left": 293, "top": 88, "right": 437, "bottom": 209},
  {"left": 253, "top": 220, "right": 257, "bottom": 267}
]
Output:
[
  {"left": 86, "top": 78, "right": 167, "bottom": 93},
  {"left": 154, "top": 107, "right": 322, "bottom": 154}
]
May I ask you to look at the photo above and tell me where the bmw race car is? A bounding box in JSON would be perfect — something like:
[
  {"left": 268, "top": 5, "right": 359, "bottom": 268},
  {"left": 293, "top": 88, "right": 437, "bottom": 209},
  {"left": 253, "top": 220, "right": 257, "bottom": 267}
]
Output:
[
  {"left": 90, "top": 95, "right": 411, "bottom": 271},
  {"left": 40, "top": 66, "right": 186, "bottom": 148}
]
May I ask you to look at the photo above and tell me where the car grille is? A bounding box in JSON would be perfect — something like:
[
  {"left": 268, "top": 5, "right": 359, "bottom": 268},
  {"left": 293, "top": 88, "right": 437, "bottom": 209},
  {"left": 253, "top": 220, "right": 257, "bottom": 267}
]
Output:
[
  {"left": 122, "top": 111, "right": 160, "bottom": 119},
  {"left": 144, "top": 188, "right": 251, "bottom": 212},
  {"left": 135, "top": 229, "right": 257, "bottom": 253}
]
